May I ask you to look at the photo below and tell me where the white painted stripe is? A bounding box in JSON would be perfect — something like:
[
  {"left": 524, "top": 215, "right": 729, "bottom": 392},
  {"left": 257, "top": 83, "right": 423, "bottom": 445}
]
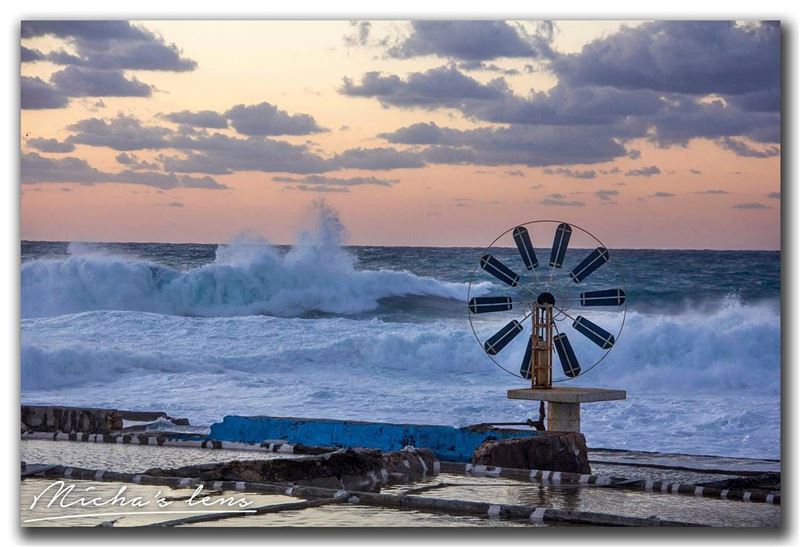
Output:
[
  {"left": 743, "top": 492, "right": 751, "bottom": 502},
  {"left": 277, "top": 444, "right": 294, "bottom": 454},
  {"left": 487, "top": 505, "right": 501, "bottom": 518},
  {"left": 94, "top": 470, "right": 105, "bottom": 481},
  {"left": 670, "top": 483, "right": 679, "bottom": 494},
  {"left": 484, "top": 466, "right": 501, "bottom": 477},
  {"left": 579, "top": 474, "right": 590, "bottom": 485},
  {"left": 766, "top": 494, "right": 775, "bottom": 504},
  {"left": 465, "top": 463, "right": 474, "bottom": 475},
  {"left": 597, "top": 476, "right": 611, "bottom": 486},
  {"left": 530, "top": 508, "right": 547, "bottom": 523},
  {"left": 694, "top": 486, "right": 704, "bottom": 497},
  {"left": 661, "top": 482, "right": 670, "bottom": 493},
  {"left": 285, "top": 487, "right": 294, "bottom": 496},
  {"left": 551, "top": 472, "right": 562, "bottom": 484},
  {"left": 529, "top": 469, "right": 537, "bottom": 482},
  {"left": 433, "top": 461, "right": 440, "bottom": 475},
  {"left": 645, "top": 479, "right": 654, "bottom": 492},
  {"left": 212, "top": 481, "right": 223, "bottom": 491},
  {"left": 178, "top": 478, "right": 192, "bottom": 488},
  {"left": 64, "top": 468, "right": 74, "bottom": 479},
  {"left": 133, "top": 475, "right": 142, "bottom": 484},
  {"left": 472, "top": 465, "right": 487, "bottom": 476},
  {"left": 541, "top": 471, "right": 552, "bottom": 482},
  {"left": 721, "top": 489, "right": 729, "bottom": 499},
  {"left": 235, "top": 481, "right": 246, "bottom": 491}
]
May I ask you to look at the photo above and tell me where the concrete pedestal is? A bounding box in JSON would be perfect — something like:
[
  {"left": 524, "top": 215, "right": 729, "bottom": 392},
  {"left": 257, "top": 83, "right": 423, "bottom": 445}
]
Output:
[{"left": 507, "top": 387, "right": 626, "bottom": 433}]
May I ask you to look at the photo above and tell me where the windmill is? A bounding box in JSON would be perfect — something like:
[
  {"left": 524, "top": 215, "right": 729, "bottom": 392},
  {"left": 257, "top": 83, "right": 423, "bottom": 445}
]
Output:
[{"left": 467, "top": 221, "right": 627, "bottom": 432}]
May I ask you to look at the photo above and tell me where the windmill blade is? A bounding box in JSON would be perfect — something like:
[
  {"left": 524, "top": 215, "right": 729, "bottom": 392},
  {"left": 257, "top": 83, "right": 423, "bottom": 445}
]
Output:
[
  {"left": 468, "top": 296, "right": 513, "bottom": 314},
  {"left": 573, "top": 316, "right": 615, "bottom": 350},
  {"left": 549, "top": 223, "right": 572, "bottom": 268},
  {"left": 480, "top": 255, "right": 520, "bottom": 287},
  {"left": 519, "top": 336, "right": 533, "bottom": 379},
  {"left": 570, "top": 247, "right": 609, "bottom": 283},
  {"left": 554, "top": 333, "right": 581, "bottom": 378},
  {"left": 484, "top": 320, "right": 524, "bottom": 355},
  {"left": 580, "top": 289, "right": 626, "bottom": 307},
  {"left": 512, "top": 226, "right": 538, "bottom": 270}
]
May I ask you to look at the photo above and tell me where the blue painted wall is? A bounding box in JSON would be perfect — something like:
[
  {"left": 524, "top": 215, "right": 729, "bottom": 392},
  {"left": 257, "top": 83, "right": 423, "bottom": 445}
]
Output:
[{"left": 209, "top": 415, "right": 539, "bottom": 462}]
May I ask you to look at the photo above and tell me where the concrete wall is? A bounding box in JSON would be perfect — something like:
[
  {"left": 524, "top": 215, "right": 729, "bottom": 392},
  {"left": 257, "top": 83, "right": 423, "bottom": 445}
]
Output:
[{"left": 209, "top": 415, "right": 539, "bottom": 462}]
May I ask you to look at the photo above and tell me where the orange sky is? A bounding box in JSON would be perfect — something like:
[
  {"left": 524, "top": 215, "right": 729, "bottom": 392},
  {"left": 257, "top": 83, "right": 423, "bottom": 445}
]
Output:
[{"left": 20, "top": 21, "right": 781, "bottom": 249}]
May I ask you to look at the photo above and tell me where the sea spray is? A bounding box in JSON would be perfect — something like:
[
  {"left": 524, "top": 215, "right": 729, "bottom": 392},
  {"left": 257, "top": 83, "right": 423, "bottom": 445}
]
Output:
[{"left": 22, "top": 202, "right": 486, "bottom": 318}]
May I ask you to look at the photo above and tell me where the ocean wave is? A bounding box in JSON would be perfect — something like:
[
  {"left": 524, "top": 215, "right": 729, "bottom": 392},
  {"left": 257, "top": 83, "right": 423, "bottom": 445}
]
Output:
[
  {"left": 22, "top": 296, "right": 779, "bottom": 395},
  {"left": 21, "top": 202, "right": 487, "bottom": 319}
]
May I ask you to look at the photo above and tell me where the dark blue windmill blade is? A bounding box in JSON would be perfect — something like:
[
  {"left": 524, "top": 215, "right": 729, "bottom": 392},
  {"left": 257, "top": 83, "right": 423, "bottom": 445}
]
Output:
[
  {"left": 468, "top": 296, "right": 513, "bottom": 314},
  {"left": 549, "top": 223, "right": 572, "bottom": 268},
  {"left": 580, "top": 289, "right": 626, "bottom": 307},
  {"left": 570, "top": 247, "right": 609, "bottom": 283},
  {"left": 512, "top": 226, "right": 538, "bottom": 270},
  {"left": 519, "top": 336, "right": 533, "bottom": 379},
  {"left": 484, "top": 320, "right": 524, "bottom": 355},
  {"left": 480, "top": 254, "right": 520, "bottom": 287},
  {"left": 554, "top": 333, "right": 581, "bottom": 377},
  {"left": 573, "top": 315, "right": 615, "bottom": 350}
]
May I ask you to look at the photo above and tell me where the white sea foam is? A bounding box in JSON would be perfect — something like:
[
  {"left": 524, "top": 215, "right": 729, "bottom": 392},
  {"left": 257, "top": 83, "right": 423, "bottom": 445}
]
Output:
[{"left": 21, "top": 305, "right": 780, "bottom": 458}]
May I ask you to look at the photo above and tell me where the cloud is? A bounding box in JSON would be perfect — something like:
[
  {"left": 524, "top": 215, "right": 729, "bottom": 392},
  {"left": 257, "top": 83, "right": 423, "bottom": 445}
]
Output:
[
  {"left": 340, "top": 22, "right": 780, "bottom": 163},
  {"left": 387, "top": 21, "right": 553, "bottom": 61},
  {"left": 115, "top": 152, "right": 159, "bottom": 170},
  {"left": 340, "top": 65, "right": 505, "bottom": 109},
  {"left": 717, "top": 136, "right": 780, "bottom": 158},
  {"left": 458, "top": 61, "right": 520, "bottom": 75},
  {"left": 689, "top": 168, "right": 702, "bottom": 175},
  {"left": 67, "top": 115, "right": 171, "bottom": 150},
  {"left": 540, "top": 193, "right": 585, "bottom": 206},
  {"left": 651, "top": 192, "right": 675, "bottom": 198},
  {"left": 543, "top": 167, "right": 597, "bottom": 179},
  {"left": 21, "top": 21, "right": 196, "bottom": 72},
  {"left": 165, "top": 202, "right": 185, "bottom": 207},
  {"left": 382, "top": 122, "right": 626, "bottom": 167},
  {"left": 49, "top": 66, "right": 152, "bottom": 97},
  {"left": 595, "top": 189, "right": 619, "bottom": 201},
  {"left": 732, "top": 202, "right": 770, "bottom": 209},
  {"left": 21, "top": 21, "right": 196, "bottom": 109},
  {"left": 343, "top": 21, "right": 372, "bottom": 47},
  {"left": 290, "top": 185, "right": 350, "bottom": 193},
  {"left": 63, "top": 112, "right": 417, "bottom": 175},
  {"left": 26, "top": 137, "right": 75, "bottom": 153},
  {"left": 272, "top": 174, "right": 398, "bottom": 188},
  {"left": 331, "top": 147, "right": 425, "bottom": 170},
  {"left": 224, "top": 102, "right": 325, "bottom": 136},
  {"left": 694, "top": 189, "right": 729, "bottom": 194},
  {"left": 21, "top": 152, "right": 227, "bottom": 190},
  {"left": 21, "top": 77, "right": 68, "bottom": 109},
  {"left": 164, "top": 110, "right": 229, "bottom": 129},
  {"left": 552, "top": 21, "right": 779, "bottom": 96},
  {"left": 768, "top": 192, "right": 781, "bottom": 199},
  {"left": 625, "top": 166, "right": 661, "bottom": 177}
]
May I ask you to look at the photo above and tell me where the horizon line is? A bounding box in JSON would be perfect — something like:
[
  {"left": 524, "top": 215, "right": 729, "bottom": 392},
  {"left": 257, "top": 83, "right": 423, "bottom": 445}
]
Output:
[{"left": 20, "top": 238, "right": 781, "bottom": 253}]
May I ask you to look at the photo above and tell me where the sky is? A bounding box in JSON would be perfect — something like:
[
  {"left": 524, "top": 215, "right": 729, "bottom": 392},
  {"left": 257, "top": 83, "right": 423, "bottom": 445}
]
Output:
[{"left": 20, "top": 20, "right": 781, "bottom": 249}]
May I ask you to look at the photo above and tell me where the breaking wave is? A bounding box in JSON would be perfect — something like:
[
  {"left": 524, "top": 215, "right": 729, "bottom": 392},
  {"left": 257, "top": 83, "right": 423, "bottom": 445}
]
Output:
[{"left": 21, "top": 202, "right": 486, "bottom": 319}]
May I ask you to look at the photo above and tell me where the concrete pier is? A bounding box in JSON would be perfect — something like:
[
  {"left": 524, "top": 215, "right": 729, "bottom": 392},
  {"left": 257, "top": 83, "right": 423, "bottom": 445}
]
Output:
[{"left": 507, "top": 387, "right": 626, "bottom": 433}]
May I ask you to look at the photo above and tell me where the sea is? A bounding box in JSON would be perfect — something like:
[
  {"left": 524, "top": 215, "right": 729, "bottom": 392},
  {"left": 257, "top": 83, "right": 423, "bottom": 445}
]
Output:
[{"left": 20, "top": 205, "right": 781, "bottom": 459}]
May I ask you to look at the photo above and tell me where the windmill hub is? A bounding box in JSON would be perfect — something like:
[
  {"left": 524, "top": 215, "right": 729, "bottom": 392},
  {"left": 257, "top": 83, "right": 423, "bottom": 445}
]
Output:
[{"left": 536, "top": 292, "right": 556, "bottom": 306}]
